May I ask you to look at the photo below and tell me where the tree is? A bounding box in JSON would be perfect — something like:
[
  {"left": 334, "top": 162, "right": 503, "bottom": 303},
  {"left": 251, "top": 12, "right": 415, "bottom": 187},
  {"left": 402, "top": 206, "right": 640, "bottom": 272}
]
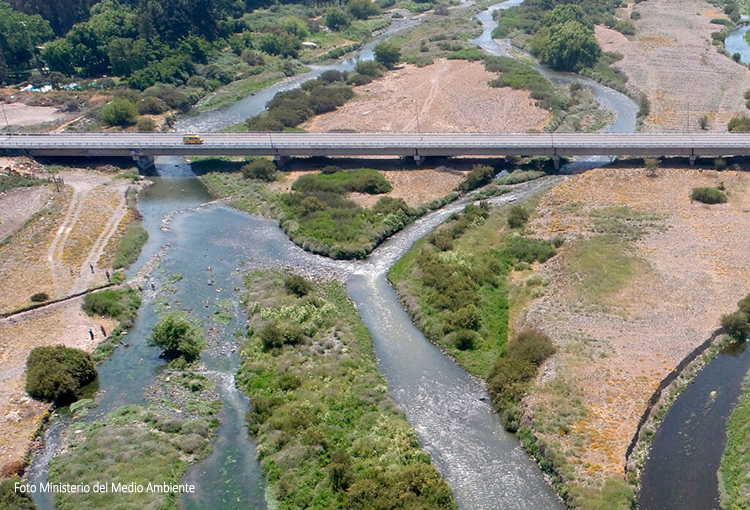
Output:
[
  {"left": 699, "top": 114, "right": 709, "bottom": 130},
  {"left": 722, "top": 311, "right": 750, "bottom": 340},
  {"left": 241, "top": 158, "right": 277, "bottom": 180},
  {"left": 507, "top": 205, "right": 529, "bottom": 229},
  {"left": 374, "top": 41, "right": 401, "bottom": 69},
  {"left": 540, "top": 4, "right": 591, "bottom": 29},
  {"left": 0, "top": 479, "right": 36, "bottom": 510},
  {"left": 101, "top": 97, "right": 138, "bottom": 126},
  {"left": 534, "top": 20, "right": 601, "bottom": 71},
  {"left": 25, "top": 345, "right": 97, "bottom": 404},
  {"left": 326, "top": 8, "right": 350, "bottom": 31},
  {"left": 347, "top": 0, "right": 379, "bottom": 20},
  {"left": 148, "top": 311, "right": 206, "bottom": 363},
  {"left": 459, "top": 164, "right": 494, "bottom": 192}
]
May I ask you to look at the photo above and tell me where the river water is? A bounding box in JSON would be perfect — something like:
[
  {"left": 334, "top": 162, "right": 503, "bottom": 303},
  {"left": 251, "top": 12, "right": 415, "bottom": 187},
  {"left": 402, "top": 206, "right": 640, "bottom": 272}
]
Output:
[{"left": 28, "top": 2, "right": 643, "bottom": 508}]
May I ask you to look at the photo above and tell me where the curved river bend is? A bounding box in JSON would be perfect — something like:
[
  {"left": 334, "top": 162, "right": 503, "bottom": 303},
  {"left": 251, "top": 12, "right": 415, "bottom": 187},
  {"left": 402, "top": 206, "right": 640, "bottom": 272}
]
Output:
[{"left": 28, "top": 1, "right": 642, "bottom": 508}]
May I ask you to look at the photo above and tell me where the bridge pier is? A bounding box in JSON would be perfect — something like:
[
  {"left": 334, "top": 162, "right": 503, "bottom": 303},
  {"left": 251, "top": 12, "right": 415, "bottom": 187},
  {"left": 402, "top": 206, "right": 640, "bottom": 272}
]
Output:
[
  {"left": 689, "top": 155, "right": 696, "bottom": 166},
  {"left": 552, "top": 155, "right": 560, "bottom": 171},
  {"left": 413, "top": 155, "right": 424, "bottom": 166},
  {"left": 133, "top": 155, "right": 155, "bottom": 172}
]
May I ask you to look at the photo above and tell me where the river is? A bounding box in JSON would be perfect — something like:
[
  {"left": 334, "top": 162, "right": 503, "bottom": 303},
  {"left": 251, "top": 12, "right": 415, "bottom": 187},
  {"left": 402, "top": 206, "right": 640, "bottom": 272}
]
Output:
[{"left": 27, "top": 1, "right": 642, "bottom": 508}]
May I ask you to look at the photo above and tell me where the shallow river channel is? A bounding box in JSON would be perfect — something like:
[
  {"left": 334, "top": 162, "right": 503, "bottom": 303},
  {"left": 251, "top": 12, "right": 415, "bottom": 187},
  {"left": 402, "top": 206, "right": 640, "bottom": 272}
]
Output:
[{"left": 26, "top": 1, "right": 650, "bottom": 508}]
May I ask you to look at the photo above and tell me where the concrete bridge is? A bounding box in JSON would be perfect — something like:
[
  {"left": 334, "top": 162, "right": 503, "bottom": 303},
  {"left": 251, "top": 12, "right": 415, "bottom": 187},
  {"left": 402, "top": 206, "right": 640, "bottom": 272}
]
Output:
[{"left": 2, "top": 132, "right": 749, "bottom": 169}]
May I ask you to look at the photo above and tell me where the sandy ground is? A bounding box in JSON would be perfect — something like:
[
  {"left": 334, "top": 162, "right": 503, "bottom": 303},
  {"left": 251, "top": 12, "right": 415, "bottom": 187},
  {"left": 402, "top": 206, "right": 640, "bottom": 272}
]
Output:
[
  {"left": 0, "top": 171, "right": 131, "bottom": 313},
  {"left": 0, "top": 298, "right": 116, "bottom": 470},
  {"left": 273, "top": 168, "right": 467, "bottom": 207},
  {"left": 524, "top": 167, "right": 750, "bottom": 485},
  {"left": 595, "top": 0, "right": 750, "bottom": 132},
  {"left": 0, "top": 102, "right": 73, "bottom": 127},
  {"left": 304, "top": 59, "right": 552, "bottom": 133}
]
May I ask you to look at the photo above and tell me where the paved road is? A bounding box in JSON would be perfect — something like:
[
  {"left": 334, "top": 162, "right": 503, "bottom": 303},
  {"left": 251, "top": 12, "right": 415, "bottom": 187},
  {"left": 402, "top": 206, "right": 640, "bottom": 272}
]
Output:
[{"left": 2, "top": 132, "right": 750, "bottom": 160}]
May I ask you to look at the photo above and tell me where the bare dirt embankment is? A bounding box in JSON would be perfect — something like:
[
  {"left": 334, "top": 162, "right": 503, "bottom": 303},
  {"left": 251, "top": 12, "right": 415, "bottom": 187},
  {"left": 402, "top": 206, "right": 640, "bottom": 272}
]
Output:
[
  {"left": 304, "top": 59, "right": 552, "bottom": 133},
  {"left": 0, "top": 164, "right": 136, "bottom": 472},
  {"left": 596, "top": 0, "right": 750, "bottom": 132},
  {"left": 523, "top": 167, "right": 750, "bottom": 486}
]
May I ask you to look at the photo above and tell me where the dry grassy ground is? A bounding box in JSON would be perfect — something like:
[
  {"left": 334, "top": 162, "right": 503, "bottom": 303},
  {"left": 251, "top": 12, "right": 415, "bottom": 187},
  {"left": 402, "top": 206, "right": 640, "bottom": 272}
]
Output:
[
  {"left": 523, "top": 167, "right": 750, "bottom": 486},
  {"left": 596, "top": 0, "right": 750, "bottom": 132},
  {"left": 304, "top": 59, "right": 552, "bottom": 133},
  {"left": 0, "top": 171, "right": 131, "bottom": 312}
]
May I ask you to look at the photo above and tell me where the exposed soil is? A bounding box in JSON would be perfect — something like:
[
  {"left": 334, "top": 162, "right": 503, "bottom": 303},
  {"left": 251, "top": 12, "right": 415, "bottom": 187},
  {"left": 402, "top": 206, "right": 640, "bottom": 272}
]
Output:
[
  {"left": 595, "top": 0, "right": 750, "bottom": 132},
  {"left": 304, "top": 59, "right": 552, "bottom": 133},
  {"left": 0, "top": 297, "right": 116, "bottom": 471},
  {"left": 0, "top": 102, "right": 73, "bottom": 127},
  {"left": 524, "top": 167, "right": 750, "bottom": 486},
  {"left": 0, "top": 187, "right": 52, "bottom": 241}
]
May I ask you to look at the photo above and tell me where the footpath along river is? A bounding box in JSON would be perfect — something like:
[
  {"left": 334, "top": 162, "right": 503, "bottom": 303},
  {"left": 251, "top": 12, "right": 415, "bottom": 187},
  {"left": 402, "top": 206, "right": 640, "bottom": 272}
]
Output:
[{"left": 28, "top": 1, "right": 644, "bottom": 508}]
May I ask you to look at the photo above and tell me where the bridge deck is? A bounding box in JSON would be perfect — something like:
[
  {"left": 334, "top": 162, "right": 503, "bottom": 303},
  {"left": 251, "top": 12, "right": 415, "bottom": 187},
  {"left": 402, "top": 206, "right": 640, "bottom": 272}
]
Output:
[{"left": 1, "top": 133, "right": 749, "bottom": 159}]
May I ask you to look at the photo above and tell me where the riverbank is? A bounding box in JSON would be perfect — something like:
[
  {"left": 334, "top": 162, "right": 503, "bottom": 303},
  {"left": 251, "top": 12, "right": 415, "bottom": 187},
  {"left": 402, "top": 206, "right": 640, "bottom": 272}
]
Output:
[
  {"left": 594, "top": 0, "right": 750, "bottom": 132},
  {"left": 237, "top": 271, "right": 456, "bottom": 509},
  {"left": 719, "top": 360, "right": 750, "bottom": 508},
  {"left": 0, "top": 163, "right": 147, "bottom": 476},
  {"left": 523, "top": 166, "right": 750, "bottom": 498}
]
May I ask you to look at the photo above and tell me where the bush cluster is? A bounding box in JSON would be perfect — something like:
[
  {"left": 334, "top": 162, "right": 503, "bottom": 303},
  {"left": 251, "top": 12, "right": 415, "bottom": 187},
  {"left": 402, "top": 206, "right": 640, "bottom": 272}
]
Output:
[
  {"left": 487, "top": 329, "right": 556, "bottom": 430},
  {"left": 148, "top": 311, "right": 206, "bottom": 364},
  {"left": 241, "top": 158, "right": 277, "bottom": 181},
  {"left": 691, "top": 187, "right": 727, "bottom": 204},
  {"left": 246, "top": 74, "right": 354, "bottom": 132},
  {"left": 485, "top": 57, "right": 567, "bottom": 112},
  {"left": 721, "top": 293, "right": 750, "bottom": 341},
  {"left": 25, "top": 345, "right": 97, "bottom": 404},
  {"left": 459, "top": 164, "right": 496, "bottom": 192}
]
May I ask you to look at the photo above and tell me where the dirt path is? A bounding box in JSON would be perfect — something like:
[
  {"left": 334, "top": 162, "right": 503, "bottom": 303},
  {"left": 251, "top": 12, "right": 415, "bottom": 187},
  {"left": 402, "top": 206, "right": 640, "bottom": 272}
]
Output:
[
  {"left": 44, "top": 172, "right": 130, "bottom": 297},
  {"left": 304, "top": 59, "right": 552, "bottom": 133},
  {"left": 595, "top": 0, "right": 750, "bottom": 132}
]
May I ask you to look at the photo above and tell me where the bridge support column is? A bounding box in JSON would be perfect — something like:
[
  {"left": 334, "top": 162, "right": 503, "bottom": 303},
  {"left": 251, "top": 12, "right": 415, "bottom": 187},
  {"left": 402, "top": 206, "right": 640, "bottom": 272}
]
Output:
[
  {"left": 273, "top": 155, "right": 290, "bottom": 167},
  {"left": 552, "top": 155, "right": 560, "bottom": 171},
  {"left": 133, "top": 155, "right": 155, "bottom": 172},
  {"left": 413, "top": 155, "right": 424, "bottom": 166},
  {"left": 689, "top": 155, "right": 696, "bottom": 166}
]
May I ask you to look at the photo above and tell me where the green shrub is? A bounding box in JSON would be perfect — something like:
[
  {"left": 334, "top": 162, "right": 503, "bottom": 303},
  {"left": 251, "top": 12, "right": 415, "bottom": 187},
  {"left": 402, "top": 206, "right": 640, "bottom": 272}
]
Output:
[
  {"left": 728, "top": 116, "right": 750, "bottom": 132},
  {"left": 486, "top": 357, "right": 537, "bottom": 412},
  {"left": 284, "top": 274, "right": 312, "bottom": 297},
  {"left": 737, "top": 293, "right": 750, "bottom": 316},
  {"left": 137, "top": 96, "right": 168, "bottom": 115},
  {"left": 101, "top": 97, "right": 138, "bottom": 127},
  {"left": 260, "top": 322, "right": 285, "bottom": 351},
  {"left": 0, "top": 479, "right": 35, "bottom": 510},
  {"left": 715, "top": 157, "right": 726, "bottom": 171},
  {"left": 25, "top": 345, "right": 97, "bottom": 404},
  {"left": 614, "top": 19, "right": 636, "bottom": 35},
  {"left": 459, "top": 164, "right": 495, "bottom": 192},
  {"left": 722, "top": 311, "right": 750, "bottom": 340},
  {"left": 82, "top": 289, "right": 141, "bottom": 328},
  {"left": 691, "top": 187, "right": 727, "bottom": 204},
  {"left": 136, "top": 116, "right": 155, "bottom": 132},
  {"left": 30, "top": 292, "right": 49, "bottom": 303},
  {"left": 148, "top": 311, "right": 206, "bottom": 363},
  {"left": 508, "top": 328, "right": 556, "bottom": 366},
  {"left": 0, "top": 174, "right": 46, "bottom": 193},
  {"left": 630, "top": 11, "right": 641, "bottom": 19},
  {"left": 113, "top": 220, "right": 148, "bottom": 269},
  {"left": 241, "top": 158, "right": 277, "bottom": 181},
  {"left": 374, "top": 41, "right": 401, "bottom": 69},
  {"left": 507, "top": 205, "right": 530, "bottom": 229},
  {"left": 454, "top": 329, "right": 479, "bottom": 350},
  {"left": 292, "top": 168, "right": 391, "bottom": 194}
]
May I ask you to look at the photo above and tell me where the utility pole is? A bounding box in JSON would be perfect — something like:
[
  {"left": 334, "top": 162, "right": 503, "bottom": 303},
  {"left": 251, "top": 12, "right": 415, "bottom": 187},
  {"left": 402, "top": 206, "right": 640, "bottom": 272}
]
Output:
[
  {"left": 413, "top": 99, "right": 421, "bottom": 133},
  {"left": 687, "top": 100, "right": 690, "bottom": 133},
  {"left": 1, "top": 103, "right": 8, "bottom": 130}
]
